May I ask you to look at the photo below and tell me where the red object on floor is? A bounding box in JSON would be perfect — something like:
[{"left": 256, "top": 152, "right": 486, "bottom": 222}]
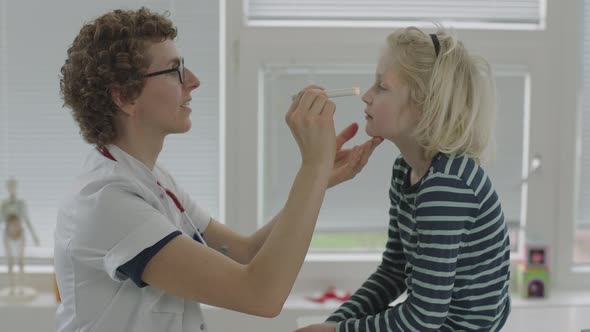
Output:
[{"left": 304, "top": 287, "right": 352, "bottom": 303}]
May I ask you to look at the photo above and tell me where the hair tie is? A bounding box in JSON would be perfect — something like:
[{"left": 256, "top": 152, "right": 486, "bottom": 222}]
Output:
[{"left": 430, "top": 33, "right": 440, "bottom": 57}]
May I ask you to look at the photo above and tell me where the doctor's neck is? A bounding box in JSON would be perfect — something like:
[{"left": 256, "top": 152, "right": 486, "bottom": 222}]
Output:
[{"left": 112, "top": 127, "right": 165, "bottom": 171}]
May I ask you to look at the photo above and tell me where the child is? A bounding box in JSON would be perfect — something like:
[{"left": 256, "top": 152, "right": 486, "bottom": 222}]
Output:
[{"left": 298, "top": 26, "right": 511, "bottom": 332}]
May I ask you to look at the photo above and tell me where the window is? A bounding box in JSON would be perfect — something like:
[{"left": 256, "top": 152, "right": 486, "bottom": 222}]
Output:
[
  {"left": 228, "top": 0, "right": 572, "bottom": 286},
  {"left": 260, "top": 64, "right": 391, "bottom": 252},
  {"left": 260, "top": 64, "right": 530, "bottom": 255},
  {"left": 246, "top": 0, "right": 546, "bottom": 30},
  {"left": 0, "top": 0, "right": 221, "bottom": 263}
]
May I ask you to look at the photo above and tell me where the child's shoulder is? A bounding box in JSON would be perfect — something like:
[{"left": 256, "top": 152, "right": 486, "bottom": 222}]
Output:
[
  {"left": 393, "top": 154, "right": 407, "bottom": 167},
  {"left": 391, "top": 155, "right": 409, "bottom": 177},
  {"left": 426, "top": 153, "right": 486, "bottom": 192}
]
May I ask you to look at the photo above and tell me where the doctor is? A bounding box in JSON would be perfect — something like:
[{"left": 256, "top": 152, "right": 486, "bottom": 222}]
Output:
[{"left": 55, "top": 7, "right": 382, "bottom": 332}]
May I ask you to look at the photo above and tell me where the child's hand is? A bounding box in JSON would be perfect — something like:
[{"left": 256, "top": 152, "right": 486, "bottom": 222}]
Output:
[
  {"left": 328, "top": 122, "right": 383, "bottom": 188},
  {"left": 295, "top": 323, "right": 337, "bottom": 332}
]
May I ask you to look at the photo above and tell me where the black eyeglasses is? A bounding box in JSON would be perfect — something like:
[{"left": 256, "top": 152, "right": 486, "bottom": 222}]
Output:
[{"left": 143, "top": 57, "right": 184, "bottom": 84}]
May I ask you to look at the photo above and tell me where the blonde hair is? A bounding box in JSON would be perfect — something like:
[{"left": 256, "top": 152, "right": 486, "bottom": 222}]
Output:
[{"left": 385, "top": 26, "right": 496, "bottom": 164}]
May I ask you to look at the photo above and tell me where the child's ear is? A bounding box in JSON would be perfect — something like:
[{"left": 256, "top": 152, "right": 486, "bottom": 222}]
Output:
[{"left": 111, "top": 88, "right": 136, "bottom": 116}]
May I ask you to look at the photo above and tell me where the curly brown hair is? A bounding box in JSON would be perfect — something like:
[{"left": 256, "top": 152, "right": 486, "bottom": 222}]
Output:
[{"left": 60, "top": 7, "right": 177, "bottom": 146}]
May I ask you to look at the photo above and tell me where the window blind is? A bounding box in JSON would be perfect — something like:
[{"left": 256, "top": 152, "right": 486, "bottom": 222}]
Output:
[{"left": 246, "top": 0, "right": 544, "bottom": 27}]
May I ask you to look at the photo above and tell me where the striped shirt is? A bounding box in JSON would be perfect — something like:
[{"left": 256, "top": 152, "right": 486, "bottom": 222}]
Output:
[{"left": 327, "top": 153, "right": 511, "bottom": 331}]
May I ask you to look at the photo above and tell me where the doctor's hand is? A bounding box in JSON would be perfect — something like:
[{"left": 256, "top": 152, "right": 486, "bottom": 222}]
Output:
[
  {"left": 295, "top": 323, "right": 338, "bottom": 332},
  {"left": 286, "top": 86, "right": 336, "bottom": 171},
  {"left": 328, "top": 123, "right": 383, "bottom": 188}
]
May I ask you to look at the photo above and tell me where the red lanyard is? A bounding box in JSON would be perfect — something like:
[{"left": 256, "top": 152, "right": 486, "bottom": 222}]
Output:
[
  {"left": 97, "top": 146, "right": 206, "bottom": 245},
  {"left": 97, "top": 146, "right": 186, "bottom": 213}
]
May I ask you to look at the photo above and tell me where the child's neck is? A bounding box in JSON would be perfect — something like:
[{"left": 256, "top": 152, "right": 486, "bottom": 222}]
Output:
[{"left": 397, "top": 141, "right": 432, "bottom": 186}]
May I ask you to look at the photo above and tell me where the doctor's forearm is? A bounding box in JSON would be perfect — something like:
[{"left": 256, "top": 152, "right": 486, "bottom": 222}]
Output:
[
  {"left": 246, "top": 210, "right": 283, "bottom": 261},
  {"left": 245, "top": 164, "right": 330, "bottom": 312}
]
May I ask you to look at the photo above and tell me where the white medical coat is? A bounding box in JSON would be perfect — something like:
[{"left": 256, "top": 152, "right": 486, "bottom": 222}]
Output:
[{"left": 54, "top": 145, "right": 211, "bottom": 332}]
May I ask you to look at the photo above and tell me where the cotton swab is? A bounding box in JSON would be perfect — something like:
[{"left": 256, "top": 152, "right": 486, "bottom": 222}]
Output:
[
  {"left": 291, "top": 87, "right": 361, "bottom": 99},
  {"left": 325, "top": 87, "right": 361, "bottom": 98}
]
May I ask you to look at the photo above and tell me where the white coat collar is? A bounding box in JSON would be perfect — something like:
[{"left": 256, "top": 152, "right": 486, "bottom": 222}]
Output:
[{"left": 103, "top": 144, "right": 160, "bottom": 185}]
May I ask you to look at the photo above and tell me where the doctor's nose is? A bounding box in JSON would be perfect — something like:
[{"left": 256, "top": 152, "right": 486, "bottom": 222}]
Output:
[{"left": 184, "top": 68, "right": 200, "bottom": 91}]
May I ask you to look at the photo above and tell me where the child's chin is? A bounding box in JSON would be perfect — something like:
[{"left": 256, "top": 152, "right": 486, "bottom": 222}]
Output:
[{"left": 364, "top": 124, "right": 376, "bottom": 137}]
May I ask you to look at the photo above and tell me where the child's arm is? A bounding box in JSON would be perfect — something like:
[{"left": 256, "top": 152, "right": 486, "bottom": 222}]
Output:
[
  {"left": 331, "top": 174, "right": 479, "bottom": 332},
  {"left": 326, "top": 219, "right": 408, "bottom": 323},
  {"left": 326, "top": 159, "right": 408, "bottom": 324}
]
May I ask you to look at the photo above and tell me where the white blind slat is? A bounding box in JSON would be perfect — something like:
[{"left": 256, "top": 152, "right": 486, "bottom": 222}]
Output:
[{"left": 247, "top": 0, "right": 543, "bottom": 25}]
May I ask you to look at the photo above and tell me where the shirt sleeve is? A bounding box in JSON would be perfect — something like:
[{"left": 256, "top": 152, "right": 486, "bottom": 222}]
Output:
[
  {"left": 327, "top": 158, "right": 408, "bottom": 323},
  {"left": 68, "top": 178, "right": 182, "bottom": 282},
  {"left": 332, "top": 174, "right": 479, "bottom": 332},
  {"left": 117, "top": 230, "right": 182, "bottom": 288},
  {"left": 326, "top": 222, "right": 408, "bottom": 324}
]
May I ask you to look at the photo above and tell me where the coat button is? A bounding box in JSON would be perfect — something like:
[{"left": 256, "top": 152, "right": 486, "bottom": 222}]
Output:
[
  {"left": 200, "top": 323, "right": 206, "bottom": 330},
  {"left": 159, "top": 193, "right": 165, "bottom": 199}
]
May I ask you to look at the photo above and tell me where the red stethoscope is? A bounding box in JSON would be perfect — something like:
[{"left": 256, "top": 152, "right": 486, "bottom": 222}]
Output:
[{"left": 97, "top": 146, "right": 207, "bottom": 245}]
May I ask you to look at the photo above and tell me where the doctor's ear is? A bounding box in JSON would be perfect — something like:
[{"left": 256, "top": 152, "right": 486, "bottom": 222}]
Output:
[{"left": 111, "top": 88, "right": 136, "bottom": 116}]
